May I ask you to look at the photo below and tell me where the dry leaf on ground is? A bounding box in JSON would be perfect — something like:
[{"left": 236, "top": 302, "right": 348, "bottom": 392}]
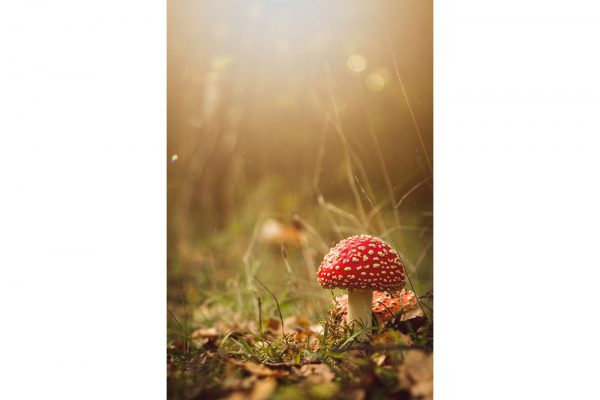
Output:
[
  {"left": 298, "top": 363, "right": 335, "bottom": 384},
  {"left": 397, "top": 350, "right": 433, "bottom": 400},
  {"left": 228, "top": 359, "right": 290, "bottom": 378},
  {"left": 250, "top": 378, "right": 277, "bottom": 400}
]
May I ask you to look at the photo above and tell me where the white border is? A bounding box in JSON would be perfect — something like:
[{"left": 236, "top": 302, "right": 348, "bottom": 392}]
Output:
[
  {"left": 0, "top": 1, "right": 165, "bottom": 398},
  {"left": 1, "top": 0, "right": 600, "bottom": 398},
  {"left": 436, "top": 1, "right": 600, "bottom": 398}
]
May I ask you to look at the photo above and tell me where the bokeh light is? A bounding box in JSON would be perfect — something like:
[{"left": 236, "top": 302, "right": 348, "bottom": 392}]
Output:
[
  {"left": 347, "top": 53, "right": 367, "bottom": 73},
  {"left": 366, "top": 70, "right": 386, "bottom": 91}
]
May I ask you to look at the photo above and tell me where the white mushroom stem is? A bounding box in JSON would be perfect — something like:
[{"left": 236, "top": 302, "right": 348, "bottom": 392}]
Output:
[{"left": 347, "top": 289, "right": 373, "bottom": 331}]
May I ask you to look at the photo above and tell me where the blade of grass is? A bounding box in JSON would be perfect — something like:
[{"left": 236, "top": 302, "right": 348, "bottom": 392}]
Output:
[
  {"left": 353, "top": 74, "right": 401, "bottom": 228},
  {"left": 254, "top": 276, "right": 286, "bottom": 338},
  {"left": 339, "top": 326, "right": 379, "bottom": 349},
  {"left": 387, "top": 35, "right": 433, "bottom": 174},
  {"left": 325, "top": 62, "right": 369, "bottom": 228},
  {"left": 394, "top": 176, "right": 433, "bottom": 210}
]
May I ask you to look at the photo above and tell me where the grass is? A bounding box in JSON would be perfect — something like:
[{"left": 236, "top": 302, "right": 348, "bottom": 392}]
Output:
[
  {"left": 168, "top": 285, "right": 432, "bottom": 398},
  {"left": 167, "top": 134, "right": 433, "bottom": 398}
]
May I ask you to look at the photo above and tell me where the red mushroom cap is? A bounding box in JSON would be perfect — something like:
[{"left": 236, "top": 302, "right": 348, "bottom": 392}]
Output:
[
  {"left": 372, "top": 289, "right": 419, "bottom": 322},
  {"left": 317, "top": 235, "right": 405, "bottom": 291}
]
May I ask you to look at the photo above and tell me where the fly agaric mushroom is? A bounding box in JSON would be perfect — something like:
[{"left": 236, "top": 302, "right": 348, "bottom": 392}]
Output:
[
  {"left": 334, "top": 289, "right": 420, "bottom": 326},
  {"left": 317, "top": 235, "right": 406, "bottom": 330}
]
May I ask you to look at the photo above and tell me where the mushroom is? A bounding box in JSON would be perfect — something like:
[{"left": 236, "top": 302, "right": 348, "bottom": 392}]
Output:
[
  {"left": 334, "top": 289, "right": 419, "bottom": 326},
  {"left": 317, "top": 235, "right": 406, "bottom": 331}
]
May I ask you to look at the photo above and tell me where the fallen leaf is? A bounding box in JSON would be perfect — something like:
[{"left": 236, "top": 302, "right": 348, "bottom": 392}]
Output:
[
  {"left": 372, "top": 330, "right": 413, "bottom": 346},
  {"left": 192, "top": 327, "right": 219, "bottom": 338},
  {"left": 299, "top": 364, "right": 335, "bottom": 384},
  {"left": 404, "top": 350, "right": 433, "bottom": 382},
  {"left": 223, "top": 392, "right": 247, "bottom": 400},
  {"left": 411, "top": 380, "right": 433, "bottom": 400},
  {"left": 309, "top": 324, "right": 324, "bottom": 335},
  {"left": 291, "top": 330, "right": 307, "bottom": 343},
  {"left": 341, "top": 388, "right": 366, "bottom": 400},
  {"left": 283, "top": 315, "right": 311, "bottom": 335},
  {"left": 296, "top": 315, "right": 310, "bottom": 327},
  {"left": 266, "top": 318, "right": 280, "bottom": 331},
  {"left": 396, "top": 350, "right": 433, "bottom": 399},
  {"left": 228, "top": 359, "right": 289, "bottom": 378},
  {"left": 372, "top": 353, "right": 386, "bottom": 366},
  {"left": 250, "top": 378, "right": 277, "bottom": 400}
]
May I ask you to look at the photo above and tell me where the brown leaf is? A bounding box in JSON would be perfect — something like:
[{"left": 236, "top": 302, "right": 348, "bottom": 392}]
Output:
[
  {"left": 223, "top": 392, "right": 247, "bottom": 400},
  {"left": 400, "top": 306, "right": 425, "bottom": 321},
  {"left": 371, "top": 330, "right": 413, "bottom": 346},
  {"left": 283, "top": 315, "right": 311, "bottom": 335},
  {"left": 396, "top": 350, "right": 433, "bottom": 399},
  {"left": 250, "top": 378, "right": 277, "bottom": 400},
  {"left": 372, "top": 353, "right": 386, "bottom": 366},
  {"left": 411, "top": 380, "right": 433, "bottom": 400},
  {"left": 309, "top": 324, "right": 323, "bottom": 335},
  {"left": 228, "top": 359, "right": 290, "bottom": 378},
  {"left": 298, "top": 364, "right": 335, "bottom": 384},
  {"left": 192, "top": 327, "right": 219, "bottom": 338},
  {"left": 404, "top": 350, "right": 433, "bottom": 383},
  {"left": 266, "top": 318, "right": 280, "bottom": 331},
  {"left": 296, "top": 315, "right": 310, "bottom": 327},
  {"left": 291, "top": 330, "right": 307, "bottom": 343},
  {"left": 340, "top": 388, "right": 366, "bottom": 400}
]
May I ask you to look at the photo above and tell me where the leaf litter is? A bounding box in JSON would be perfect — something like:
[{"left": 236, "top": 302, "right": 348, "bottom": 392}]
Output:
[{"left": 168, "top": 290, "right": 433, "bottom": 399}]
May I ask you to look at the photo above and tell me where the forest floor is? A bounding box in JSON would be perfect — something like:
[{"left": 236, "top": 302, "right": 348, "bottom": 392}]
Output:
[{"left": 167, "top": 282, "right": 433, "bottom": 400}]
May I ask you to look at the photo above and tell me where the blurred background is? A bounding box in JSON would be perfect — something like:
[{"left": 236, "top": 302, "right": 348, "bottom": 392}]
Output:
[{"left": 167, "top": 0, "right": 432, "bottom": 328}]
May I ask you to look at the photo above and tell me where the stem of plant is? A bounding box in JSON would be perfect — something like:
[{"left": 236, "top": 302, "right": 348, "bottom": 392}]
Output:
[{"left": 256, "top": 295, "right": 263, "bottom": 337}]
